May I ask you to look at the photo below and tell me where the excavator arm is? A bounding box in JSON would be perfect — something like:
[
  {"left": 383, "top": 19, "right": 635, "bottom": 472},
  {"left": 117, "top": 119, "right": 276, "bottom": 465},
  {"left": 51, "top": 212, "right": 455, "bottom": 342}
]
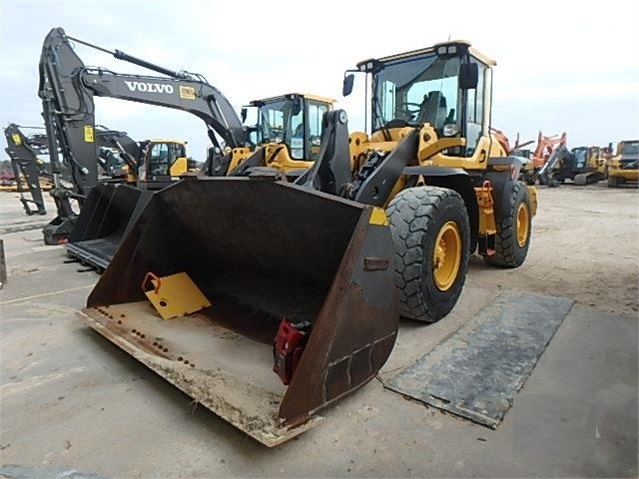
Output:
[
  {"left": 3, "top": 124, "right": 51, "bottom": 215},
  {"left": 79, "top": 69, "right": 246, "bottom": 149}
]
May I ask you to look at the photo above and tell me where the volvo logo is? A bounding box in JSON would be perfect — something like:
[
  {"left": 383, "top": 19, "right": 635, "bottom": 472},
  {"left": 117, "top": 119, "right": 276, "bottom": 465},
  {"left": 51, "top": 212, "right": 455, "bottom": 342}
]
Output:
[{"left": 124, "top": 81, "right": 174, "bottom": 94}]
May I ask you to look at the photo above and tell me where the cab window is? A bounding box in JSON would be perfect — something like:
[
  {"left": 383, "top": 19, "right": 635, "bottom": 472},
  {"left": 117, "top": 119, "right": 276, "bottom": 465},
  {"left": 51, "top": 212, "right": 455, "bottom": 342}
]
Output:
[
  {"left": 465, "top": 59, "right": 485, "bottom": 155},
  {"left": 149, "top": 143, "right": 170, "bottom": 175},
  {"left": 307, "top": 101, "right": 329, "bottom": 160}
]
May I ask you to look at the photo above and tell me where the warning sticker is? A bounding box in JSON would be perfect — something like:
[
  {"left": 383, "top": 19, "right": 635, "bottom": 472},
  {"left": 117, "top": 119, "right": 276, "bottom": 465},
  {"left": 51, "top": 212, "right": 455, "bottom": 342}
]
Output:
[
  {"left": 84, "top": 125, "right": 94, "bottom": 142},
  {"left": 179, "top": 86, "right": 196, "bottom": 100}
]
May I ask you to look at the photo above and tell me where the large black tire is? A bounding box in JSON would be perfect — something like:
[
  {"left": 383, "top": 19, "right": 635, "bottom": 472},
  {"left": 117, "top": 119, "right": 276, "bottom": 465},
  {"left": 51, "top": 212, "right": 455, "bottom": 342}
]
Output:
[
  {"left": 387, "top": 187, "right": 470, "bottom": 322},
  {"left": 484, "top": 181, "right": 532, "bottom": 268},
  {"left": 520, "top": 171, "right": 536, "bottom": 186}
]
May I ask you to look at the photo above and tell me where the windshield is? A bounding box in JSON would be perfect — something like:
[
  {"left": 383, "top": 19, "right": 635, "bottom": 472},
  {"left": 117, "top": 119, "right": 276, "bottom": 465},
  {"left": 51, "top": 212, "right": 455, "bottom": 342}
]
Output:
[
  {"left": 373, "top": 52, "right": 460, "bottom": 131},
  {"left": 621, "top": 141, "right": 639, "bottom": 157},
  {"left": 256, "top": 98, "right": 303, "bottom": 158},
  {"left": 148, "top": 142, "right": 185, "bottom": 176},
  {"left": 572, "top": 148, "right": 588, "bottom": 168}
]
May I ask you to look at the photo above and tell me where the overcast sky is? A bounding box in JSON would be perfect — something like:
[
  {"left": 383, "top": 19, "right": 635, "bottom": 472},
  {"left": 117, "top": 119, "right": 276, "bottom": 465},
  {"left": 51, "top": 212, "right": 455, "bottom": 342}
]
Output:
[{"left": 1, "top": 0, "right": 638, "bottom": 161}]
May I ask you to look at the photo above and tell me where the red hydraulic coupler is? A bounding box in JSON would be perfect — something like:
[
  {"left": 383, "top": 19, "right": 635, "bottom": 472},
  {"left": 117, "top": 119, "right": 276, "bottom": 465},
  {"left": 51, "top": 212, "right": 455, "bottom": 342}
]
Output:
[{"left": 273, "top": 319, "right": 310, "bottom": 385}]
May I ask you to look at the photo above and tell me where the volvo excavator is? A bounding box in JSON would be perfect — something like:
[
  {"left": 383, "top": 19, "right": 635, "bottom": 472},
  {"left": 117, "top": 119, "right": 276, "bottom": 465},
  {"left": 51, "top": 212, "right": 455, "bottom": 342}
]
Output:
[
  {"left": 38, "top": 27, "right": 248, "bottom": 255},
  {"left": 40, "top": 28, "right": 334, "bottom": 270},
  {"left": 80, "top": 39, "right": 537, "bottom": 445}
]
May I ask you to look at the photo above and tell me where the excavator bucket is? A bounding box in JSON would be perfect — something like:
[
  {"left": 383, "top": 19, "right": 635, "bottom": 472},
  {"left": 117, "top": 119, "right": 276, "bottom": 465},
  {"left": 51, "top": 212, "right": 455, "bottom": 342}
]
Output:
[
  {"left": 79, "top": 176, "right": 399, "bottom": 446},
  {"left": 67, "top": 183, "right": 153, "bottom": 271}
]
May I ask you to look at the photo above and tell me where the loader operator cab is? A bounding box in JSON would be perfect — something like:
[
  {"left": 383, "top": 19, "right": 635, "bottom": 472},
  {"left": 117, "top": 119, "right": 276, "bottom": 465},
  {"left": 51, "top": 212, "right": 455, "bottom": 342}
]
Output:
[
  {"left": 344, "top": 41, "right": 496, "bottom": 164},
  {"left": 245, "top": 94, "right": 334, "bottom": 162}
]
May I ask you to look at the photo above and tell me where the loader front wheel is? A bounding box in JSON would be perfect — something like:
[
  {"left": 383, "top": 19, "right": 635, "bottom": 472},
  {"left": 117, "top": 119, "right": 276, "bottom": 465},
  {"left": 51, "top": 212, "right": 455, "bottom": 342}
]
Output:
[
  {"left": 387, "top": 187, "right": 470, "bottom": 323},
  {"left": 484, "top": 181, "right": 531, "bottom": 268}
]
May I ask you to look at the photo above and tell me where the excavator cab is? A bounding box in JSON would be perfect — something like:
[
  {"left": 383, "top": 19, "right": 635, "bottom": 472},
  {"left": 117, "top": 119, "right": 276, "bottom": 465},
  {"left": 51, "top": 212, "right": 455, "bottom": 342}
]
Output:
[
  {"left": 139, "top": 139, "right": 188, "bottom": 185},
  {"left": 571, "top": 147, "right": 589, "bottom": 170},
  {"left": 228, "top": 94, "right": 334, "bottom": 176}
]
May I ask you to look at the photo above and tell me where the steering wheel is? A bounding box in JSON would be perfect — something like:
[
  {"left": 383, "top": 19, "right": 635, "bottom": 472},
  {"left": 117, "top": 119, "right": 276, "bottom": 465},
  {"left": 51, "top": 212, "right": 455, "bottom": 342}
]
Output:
[{"left": 397, "top": 102, "right": 423, "bottom": 120}]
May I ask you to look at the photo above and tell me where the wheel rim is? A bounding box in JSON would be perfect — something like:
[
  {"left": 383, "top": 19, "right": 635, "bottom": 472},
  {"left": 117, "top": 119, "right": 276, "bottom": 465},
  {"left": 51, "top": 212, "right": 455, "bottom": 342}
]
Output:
[
  {"left": 516, "top": 203, "right": 529, "bottom": 247},
  {"left": 432, "top": 221, "right": 462, "bottom": 291}
]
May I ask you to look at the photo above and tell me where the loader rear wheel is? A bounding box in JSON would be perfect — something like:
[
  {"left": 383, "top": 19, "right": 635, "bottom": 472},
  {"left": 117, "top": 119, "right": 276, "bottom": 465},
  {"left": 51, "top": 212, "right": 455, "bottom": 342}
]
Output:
[
  {"left": 387, "top": 187, "right": 470, "bottom": 322},
  {"left": 608, "top": 176, "right": 619, "bottom": 187},
  {"left": 484, "top": 181, "right": 531, "bottom": 268}
]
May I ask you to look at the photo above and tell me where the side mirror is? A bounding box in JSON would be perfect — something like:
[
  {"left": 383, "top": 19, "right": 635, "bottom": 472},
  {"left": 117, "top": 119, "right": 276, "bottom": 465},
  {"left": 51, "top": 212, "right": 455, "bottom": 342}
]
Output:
[
  {"left": 459, "top": 63, "right": 479, "bottom": 90},
  {"left": 291, "top": 96, "right": 302, "bottom": 116},
  {"left": 241, "top": 105, "right": 258, "bottom": 127},
  {"left": 343, "top": 74, "right": 354, "bottom": 97}
]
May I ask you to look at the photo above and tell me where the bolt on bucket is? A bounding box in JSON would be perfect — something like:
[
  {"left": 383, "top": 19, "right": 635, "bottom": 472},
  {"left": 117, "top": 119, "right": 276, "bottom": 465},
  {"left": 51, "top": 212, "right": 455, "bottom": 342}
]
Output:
[
  {"left": 80, "top": 176, "right": 399, "bottom": 446},
  {"left": 67, "top": 183, "right": 153, "bottom": 271}
]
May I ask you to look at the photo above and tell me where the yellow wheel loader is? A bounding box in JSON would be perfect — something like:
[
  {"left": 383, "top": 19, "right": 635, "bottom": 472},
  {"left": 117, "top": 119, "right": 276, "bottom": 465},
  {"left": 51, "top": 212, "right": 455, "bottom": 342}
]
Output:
[
  {"left": 224, "top": 93, "right": 334, "bottom": 177},
  {"left": 607, "top": 140, "right": 639, "bottom": 187},
  {"left": 335, "top": 41, "right": 537, "bottom": 319},
  {"left": 79, "top": 40, "right": 537, "bottom": 446}
]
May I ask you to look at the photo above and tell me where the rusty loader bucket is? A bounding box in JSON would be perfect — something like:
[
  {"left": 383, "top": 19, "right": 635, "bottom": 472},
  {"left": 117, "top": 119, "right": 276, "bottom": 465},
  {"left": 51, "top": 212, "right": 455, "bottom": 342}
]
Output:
[
  {"left": 67, "top": 183, "right": 153, "bottom": 271},
  {"left": 79, "top": 177, "right": 399, "bottom": 446}
]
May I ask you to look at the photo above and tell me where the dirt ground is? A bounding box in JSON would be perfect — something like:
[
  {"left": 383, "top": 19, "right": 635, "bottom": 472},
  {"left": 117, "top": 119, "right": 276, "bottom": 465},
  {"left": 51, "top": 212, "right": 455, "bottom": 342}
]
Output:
[
  {"left": 2, "top": 181, "right": 637, "bottom": 315},
  {"left": 0, "top": 182, "right": 637, "bottom": 478},
  {"left": 466, "top": 182, "right": 639, "bottom": 316}
]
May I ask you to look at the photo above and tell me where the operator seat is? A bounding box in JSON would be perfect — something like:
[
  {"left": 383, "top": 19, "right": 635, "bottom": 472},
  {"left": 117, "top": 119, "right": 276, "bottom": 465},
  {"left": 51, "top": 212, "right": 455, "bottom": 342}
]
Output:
[{"left": 416, "top": 91, "right": 448, "bottom": 129}]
